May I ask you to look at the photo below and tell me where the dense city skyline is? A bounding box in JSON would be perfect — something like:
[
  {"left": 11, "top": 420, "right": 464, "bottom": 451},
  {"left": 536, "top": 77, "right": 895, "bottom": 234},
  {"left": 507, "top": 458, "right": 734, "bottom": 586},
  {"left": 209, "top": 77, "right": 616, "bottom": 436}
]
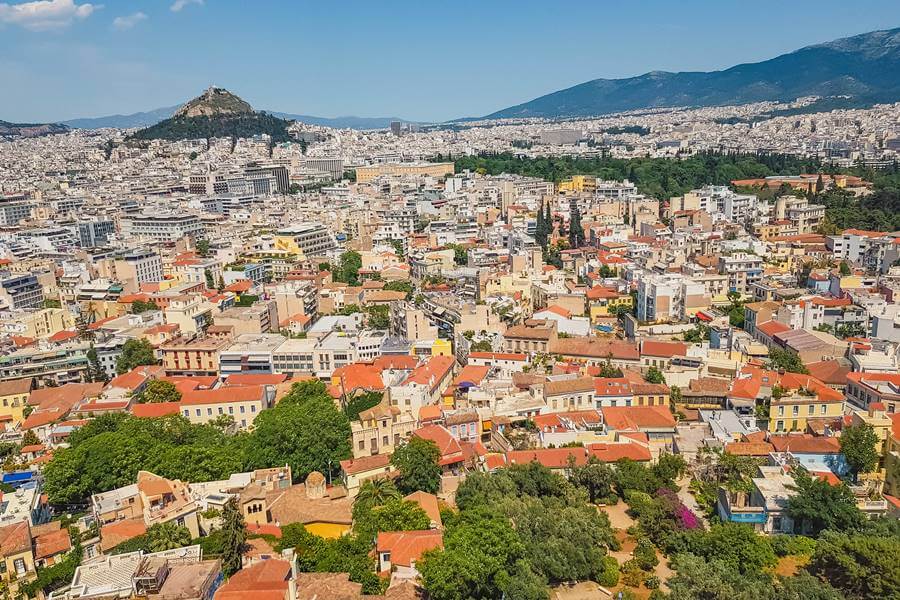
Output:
[{"left": 1, "top": 0, "right": 899, "bottom": 122}]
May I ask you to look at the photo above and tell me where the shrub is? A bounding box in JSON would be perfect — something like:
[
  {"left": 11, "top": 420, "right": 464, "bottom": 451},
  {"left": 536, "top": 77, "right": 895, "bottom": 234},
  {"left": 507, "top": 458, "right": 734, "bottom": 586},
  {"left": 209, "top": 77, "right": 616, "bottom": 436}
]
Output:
[
  {"left": 621, "top": 559, "right": 647, "bottom": 587},
  {"left": 597, "top": 555, "right": 620, "bottom": 587},
  {"left": 633, "top": 537, "right": 659, "bottom": 570},
  {"left": 644, "top": 575, "right": 660, "bottom": 589},
  {"left": 771, "top": 534, "right": 816, "bottom": 557}
]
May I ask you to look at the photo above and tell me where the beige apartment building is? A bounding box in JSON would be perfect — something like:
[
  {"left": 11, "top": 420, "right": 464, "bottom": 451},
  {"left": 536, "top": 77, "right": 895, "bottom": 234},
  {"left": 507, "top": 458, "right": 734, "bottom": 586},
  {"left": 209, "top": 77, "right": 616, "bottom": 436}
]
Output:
[
  {"left": 179, "top": 385, "right": 271, "bottom": 430},
  {"left": 163, "top": 295, "right": 215, "bottom": 334},
  {"left": 214, "top": 300, "right": 279, "bottom": 335},
  {"left": 355, "top": 162, "right": 454, "bottom": 183},
  {"left": 160, "top": 335, "right": 230, "bottom": 376},
  {"left": 0, "top": 307, "right": 74, "bottom": 339},
  {"left": 350, "top": 402, "right": 416, "bottom": 458}
]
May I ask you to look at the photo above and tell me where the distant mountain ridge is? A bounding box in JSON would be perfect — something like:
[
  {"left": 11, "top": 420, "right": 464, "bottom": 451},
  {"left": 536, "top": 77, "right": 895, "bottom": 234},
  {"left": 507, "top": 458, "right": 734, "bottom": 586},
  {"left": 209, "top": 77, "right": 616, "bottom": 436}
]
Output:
[
  {"left": 62, "top": 107, "right": 413, "bottom": 131},
  {"left": 0, "top": 120, "right": 68, "bottom": 138},
  {"left": 483, "top": 27, "right": 900, "bottom": 119}
]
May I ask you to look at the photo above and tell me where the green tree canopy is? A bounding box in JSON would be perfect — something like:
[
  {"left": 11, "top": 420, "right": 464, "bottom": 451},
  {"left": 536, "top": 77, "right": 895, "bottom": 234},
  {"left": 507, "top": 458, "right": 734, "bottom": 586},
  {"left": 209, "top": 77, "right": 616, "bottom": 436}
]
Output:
[
  {"left": 220, "top": 498, "right": 247, "bottom": 576},
  {"left": 146, "top": 522, "right": 192, "bottom": 552},
  {"left": 115, "top": 339, "right": 157, "bottom": 375},
  {"left": 766, "top": 348, "right": 809, "bottom": 374},
  {"left": 246, "top": 381, "right": 351, "bottom": 482},
  {"left": 807, "top": 530, "right": 900, "bottom": 600},
  {"left": 391, "top": 437, "right": 441, "bottom": 495},
  {"left": 838, "top": 422, "right": 880, "bottom": 479},
  {"left": 644, "top": 366, "right": 666, "bottom": 384},
  {"left": 785, "top": 469, "right": 865, "bottom": 536},
  {"left": 137, "top": 380, "right": 182, "bottom": 404}
]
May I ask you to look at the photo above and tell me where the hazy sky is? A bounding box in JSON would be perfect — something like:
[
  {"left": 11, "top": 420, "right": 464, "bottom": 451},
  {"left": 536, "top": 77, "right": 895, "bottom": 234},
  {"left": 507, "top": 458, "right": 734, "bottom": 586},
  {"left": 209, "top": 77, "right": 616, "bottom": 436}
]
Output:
[{"left": 1, "top": 0, "right": 898, "bottom": 122}]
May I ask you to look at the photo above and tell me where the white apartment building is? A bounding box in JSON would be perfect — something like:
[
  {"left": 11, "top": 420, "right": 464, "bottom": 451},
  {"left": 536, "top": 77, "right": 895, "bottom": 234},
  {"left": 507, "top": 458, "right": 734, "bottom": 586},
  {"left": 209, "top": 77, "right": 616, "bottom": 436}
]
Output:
[
  {"left": 718, "top": 253, "right": 763, "bottom": 294},
  {"left": 120, "top": 212, "right": 204, "bottom": 242}
]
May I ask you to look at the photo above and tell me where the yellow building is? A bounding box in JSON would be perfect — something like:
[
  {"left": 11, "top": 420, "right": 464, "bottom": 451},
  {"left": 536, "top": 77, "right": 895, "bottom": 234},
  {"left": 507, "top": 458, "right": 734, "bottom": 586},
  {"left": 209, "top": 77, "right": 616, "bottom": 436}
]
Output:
[
  {"left": 588, "top": 288, "right": 633, "bottom": 322},
  {"left": 431, "top": 339, "right": 452, "bottom": 357},
  {"left": 768, "top": 388, "right": 843, "bottom": 433},
  {"left": 355, "top": 162, "right": 454, "bottom": 183},
  {"left": 558, "top": 175, "right": 597, "bottom": 193},
  {"left": 0, "top": 378, "right": 33, "bottom": 426},
  {"left": 0, "top": 521, "right": 35, "bottom": 590}
]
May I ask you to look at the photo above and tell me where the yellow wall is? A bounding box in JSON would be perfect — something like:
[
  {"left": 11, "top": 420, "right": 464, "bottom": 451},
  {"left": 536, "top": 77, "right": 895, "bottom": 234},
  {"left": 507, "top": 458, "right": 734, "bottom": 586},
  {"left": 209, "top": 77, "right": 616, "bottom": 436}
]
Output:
[
  {"left": 768, "top": 399, "right": 843, "bottom": 433},
  {"left": 1, "top": 549, "right": 35, "bottom": 584},
  {"left": 559, "top": 175, "right": 596, "bottom": 193},
  {"left": 0, "top": 392, "right": 30, "bottom": 426},
  {"left": 306, "top": 522, "right": 350, "bottom": 539},
  {"left": 589, "top": 294, "right": 632, "bottom": 322},
  {"left": 431, "top": 339, "right": 452, "bottom": 357}
]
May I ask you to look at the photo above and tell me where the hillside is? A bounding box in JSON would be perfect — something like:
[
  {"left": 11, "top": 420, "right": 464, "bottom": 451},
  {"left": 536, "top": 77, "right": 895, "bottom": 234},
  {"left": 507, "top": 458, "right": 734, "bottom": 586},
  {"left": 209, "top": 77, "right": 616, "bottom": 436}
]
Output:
[
  {"left": 0, "top": 120, "right": 68, "bottom": 138},
  {"left": 65, "top": 107, "right": 412, "bottom": 130},
  {"left": 128, "top": 88, "right": 293, "bottom": 142},
  {"left": 483, "top": 27, "right": 900, "bottom": 119},
  {"left": 62, "top": 106, "right": 180, "bottom": 129}
]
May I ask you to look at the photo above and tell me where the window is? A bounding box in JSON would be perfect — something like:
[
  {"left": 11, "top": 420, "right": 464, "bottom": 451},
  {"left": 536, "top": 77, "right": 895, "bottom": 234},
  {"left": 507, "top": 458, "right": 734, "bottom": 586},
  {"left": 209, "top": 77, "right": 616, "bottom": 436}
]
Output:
[
  {"left": 229, "top": 406, "right": 234, "bottom": 414},
  {"left": 808, "top": 405, "right": 814, "bottom": 416},
  {"left": 14, "top": 558, "right": 26, "bottom": 576},
  {"left": 207, "top": 408, "right": 213, "bottom": 416},
  {"left": 240, "top": 405, "right": 245, "bottom": 413},
  {"left": 183, "top": 410, "right": 189, "bottom": 417},
  {"left": 251, "top": 405, "right": 256, "bottom": 413},
  {"left": 778, "top": 406, "right": 784, "bottom": 417},
  {"left": 195, "top": 409, "right": 201, "bottom": 416},
  {"left": 821, "top": 404, "right": 827, "bottom": 415},
  {"left": 792, "top": 406, "right": 799, "bottom": 417}
]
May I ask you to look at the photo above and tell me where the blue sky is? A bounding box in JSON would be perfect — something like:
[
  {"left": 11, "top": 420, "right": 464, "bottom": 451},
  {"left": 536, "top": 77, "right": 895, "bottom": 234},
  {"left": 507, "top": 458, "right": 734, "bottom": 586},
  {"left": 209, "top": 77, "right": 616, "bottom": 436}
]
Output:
[{"left": 1, "top": 0, "right": 898, "bottom": 123}]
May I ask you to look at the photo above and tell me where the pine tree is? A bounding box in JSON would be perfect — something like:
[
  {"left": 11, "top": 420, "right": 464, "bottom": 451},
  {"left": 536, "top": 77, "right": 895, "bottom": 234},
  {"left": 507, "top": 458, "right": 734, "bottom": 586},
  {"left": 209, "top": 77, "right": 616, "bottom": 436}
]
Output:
[
  {"left": 569, "top": 205, "right": 585, "bottom": 248},
  {"left": 86, "top": 344, "right": 108, "bottom": 383},
  {"left": 535, "top": 203, "right": 547, "bottom": 249},
  {"left": 220, "top": 498, "right": 246, "bottom": 576}
]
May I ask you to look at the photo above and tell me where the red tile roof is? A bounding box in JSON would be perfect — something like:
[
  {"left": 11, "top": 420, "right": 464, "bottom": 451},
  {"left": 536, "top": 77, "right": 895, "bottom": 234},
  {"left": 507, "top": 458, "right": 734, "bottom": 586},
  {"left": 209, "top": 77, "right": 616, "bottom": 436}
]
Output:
[
  {"left": 593, "top": 377, "right": 632, "bottom": 397},
  {"left": 34, "top": 527, "right": 71, "bottom": 560},
  {"left": 403, "top": 356, "right": 455, "bottom": 391},
  {"left": 413, "top": 425, "right": 463, "bottom": 465},
  {"left": 132, "top": 402, "right": 182, "bottom": 418},
  {"left": 641, "top": 340, "right": 688, "bottom": 358},
  {"left": 180, "top": 385, "right": 265, "bottom": 406},
  {"left": 769, "top": 434, "right": 841, "bottom": 454},
  {"left": 339, "top": 453, "right": 392, "bottom": 476},
  {"left": 376, "top": 530, "right": 443, "bottom": 567},
  {"left": 587, "top": 442, "right": 652, "bottom": 463},
  {"left": 224, "top": 373, "right": 288, "bottom": 387},
  {"left": 757, "top": 320, "right": 792, "bottom": 337},
  {"left": 214, "top": 558, "right": 291, "bottom": 600},
  {"left": 602, "top": 406, "right": 676, "bottom": 431},
  {"left": 100, "top": 518, "right": 146, "bottom": 552}
]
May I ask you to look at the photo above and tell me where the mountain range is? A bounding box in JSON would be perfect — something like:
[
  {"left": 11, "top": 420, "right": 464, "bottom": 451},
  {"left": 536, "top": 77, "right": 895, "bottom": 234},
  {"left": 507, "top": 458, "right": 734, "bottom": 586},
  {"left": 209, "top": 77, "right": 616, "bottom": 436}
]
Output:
[
  {"left": 0, "top": 120, "right": 69, "bottom": 138},
  {"left": 482, "top": 27, "right": 900, "bottom": 120},
  {"left": 63, "top": 106, "right": 411, "bottom": 130}
]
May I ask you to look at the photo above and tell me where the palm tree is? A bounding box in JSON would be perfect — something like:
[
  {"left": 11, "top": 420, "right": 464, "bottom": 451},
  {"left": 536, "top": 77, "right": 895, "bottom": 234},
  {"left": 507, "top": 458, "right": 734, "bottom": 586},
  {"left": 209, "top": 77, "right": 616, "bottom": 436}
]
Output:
[
  {"left": 146, "top": 522, "right": 191, "bottom": 553},
  {"left": 354, "top": 478, "right": 400, "bottom": 513}
]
